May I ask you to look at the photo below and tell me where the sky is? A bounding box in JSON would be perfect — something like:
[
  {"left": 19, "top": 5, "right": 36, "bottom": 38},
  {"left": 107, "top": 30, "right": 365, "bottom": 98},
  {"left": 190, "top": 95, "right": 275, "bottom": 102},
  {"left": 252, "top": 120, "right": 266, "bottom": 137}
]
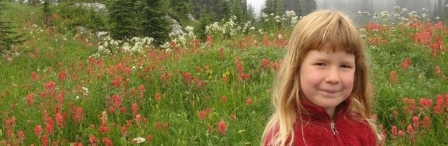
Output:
[{"left": 247, "top": 0, "right": 265, "bottom": 16}]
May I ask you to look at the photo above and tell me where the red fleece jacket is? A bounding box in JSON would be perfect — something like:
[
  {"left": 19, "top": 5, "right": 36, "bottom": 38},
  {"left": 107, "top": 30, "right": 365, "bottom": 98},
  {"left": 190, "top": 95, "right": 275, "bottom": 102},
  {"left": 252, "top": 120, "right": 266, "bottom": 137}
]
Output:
[{"left": 265, "top": 98, "right": 378, "bottom": 146}]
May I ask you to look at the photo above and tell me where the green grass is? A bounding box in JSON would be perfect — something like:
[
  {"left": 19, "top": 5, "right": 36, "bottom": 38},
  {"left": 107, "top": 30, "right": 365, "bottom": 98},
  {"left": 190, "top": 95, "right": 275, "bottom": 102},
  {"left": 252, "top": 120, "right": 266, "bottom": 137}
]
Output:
[{"left": 0, "top": 2, "right": 447, "bottom": 146}]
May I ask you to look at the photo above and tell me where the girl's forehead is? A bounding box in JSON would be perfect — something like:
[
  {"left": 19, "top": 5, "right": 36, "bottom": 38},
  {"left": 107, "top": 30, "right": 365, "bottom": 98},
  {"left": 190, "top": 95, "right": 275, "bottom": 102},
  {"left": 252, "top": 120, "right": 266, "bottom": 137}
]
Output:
[
  {"left": 310, "top": 46, "right": 355, "bottom": 54},
  {"left": 305, "top": 49, "right": 356, "bottom": 58}
]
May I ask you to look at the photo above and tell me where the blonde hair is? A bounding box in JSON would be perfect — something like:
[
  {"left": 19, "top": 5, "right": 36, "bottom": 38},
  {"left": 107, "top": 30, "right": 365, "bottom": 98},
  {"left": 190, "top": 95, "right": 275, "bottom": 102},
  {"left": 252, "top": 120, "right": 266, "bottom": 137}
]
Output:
[{"left": 261, "top": 9, "right": 378, "bottom": 146}]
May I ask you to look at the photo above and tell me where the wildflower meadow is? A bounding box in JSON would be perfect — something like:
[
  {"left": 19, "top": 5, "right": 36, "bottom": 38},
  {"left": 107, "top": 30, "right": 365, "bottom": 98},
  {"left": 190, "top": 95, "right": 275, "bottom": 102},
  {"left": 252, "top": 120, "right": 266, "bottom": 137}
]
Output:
[{"left": 0, "top": 3, "right": 447, "bottom": 146}]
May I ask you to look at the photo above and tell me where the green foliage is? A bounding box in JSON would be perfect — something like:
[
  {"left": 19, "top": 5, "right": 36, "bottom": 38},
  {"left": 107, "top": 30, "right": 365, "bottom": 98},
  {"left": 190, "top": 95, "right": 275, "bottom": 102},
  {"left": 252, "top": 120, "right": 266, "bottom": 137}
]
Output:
[
  {"left": 2, "top": 2, "right": 448, "bottom": 146},
  {"left": 42, "top": 0, "right": 52, "bottom": 26},
  {"left": 263, "top": 0, "right": 276, "bottom": 15},
  {"left": 0, "top": 2, "right": 25, "bottom": 53},
  {"left": 284, "top": 0, "right": 301, "bottom": 15},
  {"left": 52, "top": 3, "right": 107, "bottom": 34},
  {"left": 220, "top": 0, "right": 231, "bottom": 21},
  {"left": 196, "top": 6, "right": 215, "bottom": 41},
  {"left": 230, "top": 0, "right": 247, "bottom": 24},
  {"left": 167, "top": 0, "right": 191, "bottom": 24},
  {"left": 300, "top": 0, "right": 316, "bottom": 16},
  {"left": 107, "top": 0, "right": 136, "bottom": 40},
  {"left": 140, "top": 0, "right": 172, "bottom": 46}
]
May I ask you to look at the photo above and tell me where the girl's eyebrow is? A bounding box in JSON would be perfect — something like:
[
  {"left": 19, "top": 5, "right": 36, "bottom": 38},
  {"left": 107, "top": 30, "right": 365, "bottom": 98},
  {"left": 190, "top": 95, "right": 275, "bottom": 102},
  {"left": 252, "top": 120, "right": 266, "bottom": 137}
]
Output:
[{"left": 311, "top": 57, "right": 355, "bottom": 64}]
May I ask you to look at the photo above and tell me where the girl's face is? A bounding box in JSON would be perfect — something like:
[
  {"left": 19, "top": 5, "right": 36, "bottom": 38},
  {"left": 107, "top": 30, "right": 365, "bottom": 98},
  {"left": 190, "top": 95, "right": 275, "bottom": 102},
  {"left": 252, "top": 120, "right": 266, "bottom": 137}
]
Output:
[{"left": 299, "top": 50, "right": 355, "bottom": 118}]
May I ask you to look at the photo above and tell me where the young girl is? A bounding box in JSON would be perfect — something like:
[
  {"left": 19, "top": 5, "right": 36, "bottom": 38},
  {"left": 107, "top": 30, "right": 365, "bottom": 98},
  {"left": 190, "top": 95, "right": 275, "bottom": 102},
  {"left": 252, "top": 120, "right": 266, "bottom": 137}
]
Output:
[{"left": 261, "top": 10, "right": 380, "bottom": 146}]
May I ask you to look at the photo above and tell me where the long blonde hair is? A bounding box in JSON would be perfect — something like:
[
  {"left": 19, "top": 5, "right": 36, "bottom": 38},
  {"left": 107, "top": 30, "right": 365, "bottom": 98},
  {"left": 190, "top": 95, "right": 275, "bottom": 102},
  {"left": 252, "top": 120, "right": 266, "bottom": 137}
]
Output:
[{"left": 261, "top": 9, "right": 378, "bottom": 146}]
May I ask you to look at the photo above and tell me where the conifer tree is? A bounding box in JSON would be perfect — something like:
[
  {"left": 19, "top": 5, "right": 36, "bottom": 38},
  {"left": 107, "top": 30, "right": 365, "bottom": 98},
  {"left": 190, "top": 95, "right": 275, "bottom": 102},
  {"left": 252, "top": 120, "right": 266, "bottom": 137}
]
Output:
[
  {"left": 263, "top": 0, "right": 275, "bottom": 15},
  {"left": 42, "top": 0, "right": 52, "bottom": 27},
  {"left": 231, "top": 0, "right": 246, "bottom": 23},
  {"left": 247, "top": 4, "right": 256, "bottom": 22},
  {"left": 444, "top": 0, "right": 448, "bottom": 21},
  {"left": 220, "top": 0, "right": 231, "bottom": 21},
  {"left": 301, "top": 0, "right": 316, "bottom": 16},
  {"left": 169, "top": 0, "right": 191, "bottom": 22},
  {"left": 87, "top": 7, "right": 105, "bottom": 41},
  {"left": 196, "top": 6, "right": 215, "bottom": 40},
  {"left": 275, "top": 0, "right": 284, "bottom": 16},
  {"left": 0, "top": 1, "right": 25, "bottom": 53},
  {"left": 434, "top": 2, "right": 439, "bottom": 20},
  {"left": 140, "top": 0, "right": 172, "bottom": 46},
  {"left": 107, "top": 0, "right": 136, "bottom": 40}
]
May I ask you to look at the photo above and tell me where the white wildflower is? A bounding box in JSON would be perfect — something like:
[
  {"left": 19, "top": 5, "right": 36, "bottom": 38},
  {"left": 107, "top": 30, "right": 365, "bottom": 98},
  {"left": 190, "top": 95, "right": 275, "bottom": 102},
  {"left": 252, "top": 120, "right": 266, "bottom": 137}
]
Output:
[
  {"left": 274, "top": 16, "right": 281, "bottom": 22},
  {"left": 291, "top": 16, "right": 298, "bottom": 24},
  {"left": 161, "top": 42, "right": 171, "bottom": 49},
  {"left": 278, "top": 34, "right": 283, "bottom": 40},
  {"left": 185, "top": 26, "right": 194, "bottom": 32},
  {"left": 380, "top": 11, "right": 389, "bottom": 19},
  {"left": 421, "top": 14, "right": 427, "bottom": 19},
  {"left": 402, "top": 8, "right": 407, "bottom": 12},
  {"left": 373, "top": 13, "right": 379, "bottom": 20},
  {"left": 262, "top": 13, "right": 268, "bottom": 18},
  {"left": 285, "top": 10, "right": 296, "bottom": 17},
  {"left": 363, "top": 12, "right": 370, "bottom": 16}
]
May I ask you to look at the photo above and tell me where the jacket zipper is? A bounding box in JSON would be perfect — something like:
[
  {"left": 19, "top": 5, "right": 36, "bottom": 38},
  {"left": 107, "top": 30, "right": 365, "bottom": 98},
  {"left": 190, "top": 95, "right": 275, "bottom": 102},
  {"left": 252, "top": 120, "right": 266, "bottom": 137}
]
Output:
[
  {"left": 330, "top": 121, "right": 343, "bottom": 145},
  {"left": 330, "top": 121, "right": 338, "bottom": 135}
]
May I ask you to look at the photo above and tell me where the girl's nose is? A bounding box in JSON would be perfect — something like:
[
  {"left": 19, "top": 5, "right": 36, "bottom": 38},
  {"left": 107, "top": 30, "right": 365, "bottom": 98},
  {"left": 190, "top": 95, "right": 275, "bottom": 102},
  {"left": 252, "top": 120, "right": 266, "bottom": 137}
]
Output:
[{"left": 325, "top": 67, "right": 340, "bottom": 84}]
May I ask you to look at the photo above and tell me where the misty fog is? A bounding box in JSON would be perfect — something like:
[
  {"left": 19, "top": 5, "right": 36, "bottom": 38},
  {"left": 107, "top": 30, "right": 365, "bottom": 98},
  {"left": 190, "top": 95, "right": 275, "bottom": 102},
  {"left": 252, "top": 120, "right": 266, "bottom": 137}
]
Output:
[{"left": 315, "top": 0, "right": 439, "bottom": 17}]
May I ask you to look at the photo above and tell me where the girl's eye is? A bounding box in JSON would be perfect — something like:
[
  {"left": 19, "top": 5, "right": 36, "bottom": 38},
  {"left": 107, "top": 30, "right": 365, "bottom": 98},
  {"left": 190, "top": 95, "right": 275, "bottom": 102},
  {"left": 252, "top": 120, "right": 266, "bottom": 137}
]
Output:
[
  {"left": 314, "top": 63, "right": 326, "bottom": 66},
  {"left": 341, "top": 65, "right": 352, "bottom": 68}
]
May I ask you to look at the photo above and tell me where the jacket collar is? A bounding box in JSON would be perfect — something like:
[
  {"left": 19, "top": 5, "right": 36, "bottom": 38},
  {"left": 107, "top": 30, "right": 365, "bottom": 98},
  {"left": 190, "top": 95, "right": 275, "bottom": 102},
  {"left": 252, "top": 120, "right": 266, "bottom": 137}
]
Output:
[{"left": 299, "top": 97, "right": 351, "bottom": 121}]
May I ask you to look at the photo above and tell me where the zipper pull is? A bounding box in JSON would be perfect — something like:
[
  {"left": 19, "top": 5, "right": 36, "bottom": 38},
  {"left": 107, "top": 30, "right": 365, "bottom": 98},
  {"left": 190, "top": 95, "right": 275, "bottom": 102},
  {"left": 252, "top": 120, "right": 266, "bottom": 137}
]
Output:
[{"left": 330, "top": 121, "right": 338, "bottom": 135}]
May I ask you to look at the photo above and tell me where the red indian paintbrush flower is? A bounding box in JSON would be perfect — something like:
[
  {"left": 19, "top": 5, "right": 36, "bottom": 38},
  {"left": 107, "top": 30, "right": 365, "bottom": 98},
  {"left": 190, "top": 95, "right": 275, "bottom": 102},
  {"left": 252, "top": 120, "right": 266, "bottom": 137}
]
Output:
[
  {"left": 138, "top": 85, "right": 145, "bottom": 97},
  {"left": 390, "top": 71, "right": 398, "bottom": 83},
  {"left": 41, "top": 135, "right": 49, "bottom": 146},
  {"left": 406, "top": 125, "right": 413, "bottom": 135},
  {"left": 73, "top": 107, "right": 83, "bottom": 123},
  {"left": 31, "top": 71, "right": 39, "bottom": 81},
  {"left": 218, "top": 121, "right": 227, "bottom": 135},
  {"left": 45, "top": 118, "right": 54, "bottom": 135},
  {"left": 422, "top": 116, "right": 430, "bottom": 129},
  {"left": 412, "top": 116, "right": 419, "bottom": 130},
  {"left": 400, "top": 58, "right": 411, "bottom": 70},
  {"left": 182, "top": 72, "right": 191, "bottom": 84},
  {"left": 391, "top": 126, "right": 398, "bottom": 138},
  {"left": 35, "top": 125, "right": 43, "bottom": 136},
  {"left": 246, "top": 98, "right": 253, "bottom": 106},
  {"left": 89, "top": 135, "right": 97, "bottom": 146},
  {"left": 435, "top": 66, "right": 442, "bottom": 76},
  {"left": 102, "top": 138, "right": 113, "bottom": 146},
  {"left": 131, "top": 103, "right": 139, "bottom": 115},
  {"left": 55, "top": 112, "right": 64, "bottom": 128},
  {"left": 135, "top": 114, "right": 142, "bottom": 126},
  {"left": 155, "top": 93, "right": 162, "bottom": 101},
  {"left": 221, "top": 95, "right": 227, "bottom": 103},
  {"left": 58, "top": 70, "right": 67, "bottom": 81},
  {"left": 206, "top": 35, "right": 213, "bottom": 46},
  {"left": 199, "top": 110, "right": 207, "bottom": 121},
  {"left": 17, "top": 130, "right": 25, "bottom": 142}
]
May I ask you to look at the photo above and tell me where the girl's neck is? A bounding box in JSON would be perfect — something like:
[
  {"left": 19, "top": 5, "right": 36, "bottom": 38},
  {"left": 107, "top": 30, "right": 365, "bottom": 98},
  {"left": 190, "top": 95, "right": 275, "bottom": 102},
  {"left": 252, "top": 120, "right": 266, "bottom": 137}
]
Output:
[{"left": 325, "top": 108, "right": 336, "bottom": 120}]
